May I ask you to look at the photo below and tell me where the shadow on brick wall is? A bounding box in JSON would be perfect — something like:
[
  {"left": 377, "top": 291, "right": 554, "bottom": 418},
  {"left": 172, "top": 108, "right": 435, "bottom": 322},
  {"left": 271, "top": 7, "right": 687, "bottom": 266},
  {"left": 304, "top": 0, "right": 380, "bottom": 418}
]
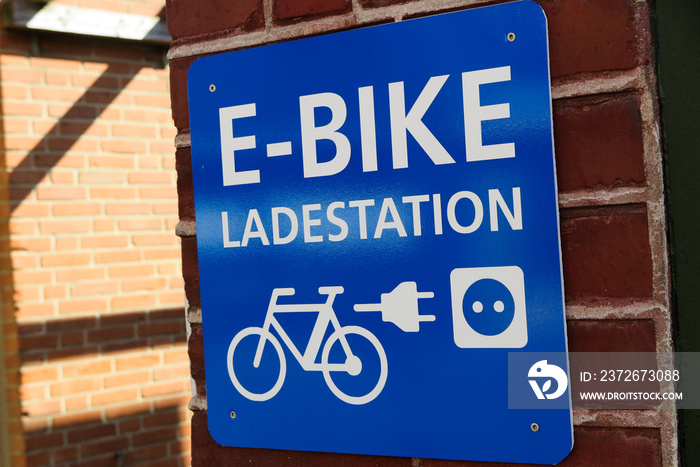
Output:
[{"left": 17, "top": 309, "right": 190, "bottom": 467}]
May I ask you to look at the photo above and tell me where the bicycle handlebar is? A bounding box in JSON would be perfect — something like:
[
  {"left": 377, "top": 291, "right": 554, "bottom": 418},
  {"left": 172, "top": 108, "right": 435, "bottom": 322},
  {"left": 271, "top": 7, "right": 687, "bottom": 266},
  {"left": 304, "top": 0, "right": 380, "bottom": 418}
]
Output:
[
  {"left": 271, "top": 288, "right": 296, "bottom": 298},
  {"left": 318, "top": 286, "right": 344, "bottom": 296}
]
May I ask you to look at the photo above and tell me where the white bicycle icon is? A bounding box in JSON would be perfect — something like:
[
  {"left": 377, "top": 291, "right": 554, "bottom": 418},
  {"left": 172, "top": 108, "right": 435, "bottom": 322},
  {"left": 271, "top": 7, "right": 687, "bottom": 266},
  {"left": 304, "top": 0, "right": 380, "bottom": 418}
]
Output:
[{"left": 227, "top": 286, "right": 388, "bottom": 405}]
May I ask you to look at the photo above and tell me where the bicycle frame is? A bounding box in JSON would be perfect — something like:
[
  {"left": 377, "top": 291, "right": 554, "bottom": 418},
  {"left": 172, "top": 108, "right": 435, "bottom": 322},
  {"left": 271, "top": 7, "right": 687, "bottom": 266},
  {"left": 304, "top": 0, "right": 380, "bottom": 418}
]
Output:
[{"left": 253, "top": 287, "right": 355, "bottom": 372}]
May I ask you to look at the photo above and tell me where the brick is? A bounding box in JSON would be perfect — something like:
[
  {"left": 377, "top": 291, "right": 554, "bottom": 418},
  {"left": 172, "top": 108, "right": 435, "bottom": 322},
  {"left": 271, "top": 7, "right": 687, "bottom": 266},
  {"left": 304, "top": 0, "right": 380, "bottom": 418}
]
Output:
[
  {"left": 120, "top": 418, "right": 143, "bottom": 433},
  {"left": 560, "top": 205, "right": 653, "bottom": 300},
  {"left": 39, "top": 219, "right": 90, "bottom": 234},
  {"left": 105, "top": 203, "right": 151, "bottom": 215},
  {"left": 139, "top": 186, "right": 178, "bottom": 199},
  {"left": 66, "top": 423, "right": 116, "bottom": 443},
  {"left": 50, "top": 378, "right": 100, "bottom": 396},
  {"left": 50, "top": 170, "right": 75, "bottom": 184},
  {"left": 21, "top": 366, "right": 59, "bottom": 384},
  {"left": 166, "top": 0, "right": 263, "bottom": 39},
  {"left": 88, "top": 155, "right": 136, "bottom": 169},
  {"left": 56, "top": 267, "right": 106, "bottom": 282},
  {"left": 24, "top": 431, "right": 64, "bottom": 452},
  {"left": 94, "top": 249, "right": 142, "bottom": 264},
  {"left": 154, "top": 364, "right": 190, "bottom": 381},
  {"left": 63, "top": 360, "right": 111, "bottom": 378},
  {"left": 554, "top": 95, "right": 645, "bottom": 191},
  {"left": 118, "top": 218, "right": 163, "bottom": 231},
  {"left": 128, "top": 172, "right": 173, "bottom": 184},
  {"left": 101, "top": 140, "right": 146, "bottom": 154},
  {"left": 116, "top": 353, "right": 161, "bottom": 371},
  {"left": 106, "top": 401, "right": 151, "bottom": 420},
  {"left": 90, "top": 186, "right": 138, "bottom": 199},
  {"left": 61, "top": 331, "right": 85, "bottom": 346},
  {"left": 142, "top": 381, "right": 187, "bottom": 398},
  {"left": 101, "top": 312, "right": 147, "bottom": 326},
  {"left": 36, "top": 186, "right": 87, "bottom": 201},
  {"left": 277, "top": 0, "right": 351, "bottom": 21},
  {"left": 91, "top": 388, "right": 139, "bottom": 407},
  {"left": 54, "top": 446, "right": 78, "bottom": 463},
  {"left": 126, "top": 444, "right": 168, "bottom": 463},
  {"left": 109, "top": 264, "right": 154, "bottom": 278},
  {"left": 46, "top": 317, "right": 96, "bottom": 332},
  {"left": 1, "top": 101, "right": 43, "bottom": 116},
  {"left": 123, "top": 278, "right": 167, "bottom": 292},
  {"left": 112, "top": 293, "right": 157, "bottom": 310},
  {"left": 78, "top": 172, "right": 125, "bottom": 184},
  {"left": 81, "top": 436, "right": 129, "bottom": 458},
  {"left": 568, "top": 319, "right": 656, "bottom": 353},
  {"left": 58, "top": 298, "right": 108, "bottom": 314},
  {"left": 19, "top": 334, "right": 58, "bottom": 351},
  {"left": 132, "top": 426, "right": 178, "bottom": 447},
  {"left": 55, "top": 237, "right": 79, "bottom": 251},
  {"left": 94, "top": 218, "right": 116, "bottom": 231},
  {"left": 113, "top": 123, "right": 158, "bottom": 138},
  {"left": 53, "top": 410, "right": 102, "bottom": 429},
  {"left": 88, "top": 325, "right": 135, "bottom": 343},
  {"left": 139, "top": 321, "right": 184, "bottom": 337},
  {"left": 52, "top": 203, "right": 102, "bottom": 216},
  {"left": 23, "top": 400, "right": 61, "bottom": 417},
  {"left": 25, "top": 450, "right": 50, "bottom": 467},
  {"left": 40, "top": 252, "right": 91, "bottom": 267},
  {"left": 47, "top": 346, "right": 99, "bottom": 361},
  {"left": 104, "top": 370, "right": 150, "bottom": 388},
  {"left": 133, "top": 233, "right": 177, "bottom": 246},
  {"left": 81, "top": 235, "right": 129, "bottom": 249},
  {"left": 10, "top": 237, "right": 51, "bottom": 252},
  {"left": 71, "top": 281, "right": 119, "bottom": 297},
  {"left": 540, "top": 0, "right": 646, "bottom": 78},
  {"left": 169, "top": 57, "right": 196, "bottom": 130}
]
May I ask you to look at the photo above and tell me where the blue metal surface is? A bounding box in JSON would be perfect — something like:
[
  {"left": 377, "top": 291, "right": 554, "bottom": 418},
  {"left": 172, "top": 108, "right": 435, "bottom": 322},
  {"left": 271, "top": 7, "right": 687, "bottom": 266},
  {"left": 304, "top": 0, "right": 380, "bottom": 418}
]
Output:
[{"left": 188, "top": 1, "right": 572, "bottom": 463}]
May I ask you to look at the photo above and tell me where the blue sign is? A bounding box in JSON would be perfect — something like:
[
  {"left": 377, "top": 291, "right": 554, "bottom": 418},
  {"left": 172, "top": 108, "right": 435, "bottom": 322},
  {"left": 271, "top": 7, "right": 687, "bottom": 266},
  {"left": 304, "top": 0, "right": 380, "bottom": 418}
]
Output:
[{"left": 188, "top": 1, "right": 572, "bottom": 463}]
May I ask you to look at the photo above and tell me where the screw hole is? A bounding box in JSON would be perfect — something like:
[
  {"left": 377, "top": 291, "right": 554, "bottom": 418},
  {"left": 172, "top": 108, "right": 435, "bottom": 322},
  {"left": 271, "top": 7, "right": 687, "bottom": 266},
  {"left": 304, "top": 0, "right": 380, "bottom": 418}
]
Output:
[
  {"left": 209, "top": 84, "right": 216, "bottom": 92},
  {"left": 531, "top": 422, "right": 539, "bottom": 432},
  {"left": 230, "top": 411, "right": 236, "bottom": 419},
  {"left": 507, "top": 32, "right": 516, "bottom": 42}
]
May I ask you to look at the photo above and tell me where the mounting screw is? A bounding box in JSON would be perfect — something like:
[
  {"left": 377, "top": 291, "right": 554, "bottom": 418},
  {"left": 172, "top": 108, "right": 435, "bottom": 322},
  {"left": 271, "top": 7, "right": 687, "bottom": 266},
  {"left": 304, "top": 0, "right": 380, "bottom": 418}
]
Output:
[
  {"left": 230, "top": 411, "right": 236, "bottom": 419},
  {"left": 209, "top": 84, "right": 216, "bottom": 92},
  {"left": 507, "top": 32, "right": 516, "bottom": 42},
  {"left": 531, "top": 423, "right": 539, "bottom": 432}
]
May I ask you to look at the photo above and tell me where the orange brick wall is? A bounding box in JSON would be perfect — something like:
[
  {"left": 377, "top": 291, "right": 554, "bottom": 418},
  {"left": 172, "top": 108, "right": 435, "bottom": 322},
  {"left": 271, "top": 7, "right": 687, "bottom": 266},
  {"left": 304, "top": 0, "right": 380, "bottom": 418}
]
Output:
[{"left": 0, "top": 1, "right": 191, "bottom": 466}]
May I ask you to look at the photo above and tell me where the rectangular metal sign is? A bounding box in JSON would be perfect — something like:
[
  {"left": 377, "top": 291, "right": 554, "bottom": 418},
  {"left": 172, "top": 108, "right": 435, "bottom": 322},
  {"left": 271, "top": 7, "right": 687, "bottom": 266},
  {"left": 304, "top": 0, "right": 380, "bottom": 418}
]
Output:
[{"left": 188, "top": 1, "right": 573, "bottom": 463}]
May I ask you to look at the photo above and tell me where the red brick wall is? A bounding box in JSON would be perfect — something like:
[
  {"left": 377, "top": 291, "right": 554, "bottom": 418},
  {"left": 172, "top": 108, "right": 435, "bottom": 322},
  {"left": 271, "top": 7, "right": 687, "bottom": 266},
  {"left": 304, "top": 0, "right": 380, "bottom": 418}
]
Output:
[
  {"left": 0, "top": 1, "right": 191, "bottom": 466},
  {"left": 166, "top": 0, "right": 673, "bottom": 465}
]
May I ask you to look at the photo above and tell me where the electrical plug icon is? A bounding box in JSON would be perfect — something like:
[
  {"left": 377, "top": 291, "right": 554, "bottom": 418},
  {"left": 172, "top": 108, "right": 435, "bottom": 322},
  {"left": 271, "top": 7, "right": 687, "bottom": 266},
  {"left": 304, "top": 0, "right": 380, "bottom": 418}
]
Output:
[{"left": 354, "top": 282, "right": 435, "bottom": 332}]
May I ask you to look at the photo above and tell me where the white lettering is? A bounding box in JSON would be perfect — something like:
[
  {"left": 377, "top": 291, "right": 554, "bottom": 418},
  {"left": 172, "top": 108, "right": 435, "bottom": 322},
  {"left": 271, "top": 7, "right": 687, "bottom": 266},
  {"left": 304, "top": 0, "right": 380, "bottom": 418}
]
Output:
[
  {"left": 219, "top": 104, "right": 259, "bottom": 186},
  {"left": 327, "top": 201, "right": 348, "bottom": 242},
  {"left": 271, "top": 207, "right": 298, "bottom": 244},
  {"left": 402, "top": 194, "right": 430, "bottom": 236},
  {"left": 488, "top": 187, "right": 522, "bottom": 231},
  {"left": 221, "top": 211, "right": 241, "bottom": 248},
  {"left": 299, "top": 93, "right": 351, "bottom": 178},
  {"left": 447, "top": 191, "right": 483, "bottom": 234},
  {"left": 348, "top": 199, "right": 375, "bottom": 240},
  {"left": 241, "top": 209, "right": 270, "bottom": 246},
  {"left": 374, "top": 198, "right": 407, "bottom": 238},
  {"left": 462, "top": 66, "right": 515, "bottom": 162},
  {"left": 302, "top": 204, "right": 323, "bottom": 243},
  {"left": 389, "top": 75, "right": 455, "bottom": 169}
]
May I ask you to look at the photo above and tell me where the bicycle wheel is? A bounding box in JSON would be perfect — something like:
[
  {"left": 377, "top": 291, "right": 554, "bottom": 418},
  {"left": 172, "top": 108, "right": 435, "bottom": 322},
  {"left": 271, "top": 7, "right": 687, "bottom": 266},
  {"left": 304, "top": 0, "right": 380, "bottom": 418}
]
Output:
[
  {"left": 321, "top": 326, "right": 388, "bottom": 405},
  {"left": 227, "top": 327, "right": 286, "bottom": 401}
]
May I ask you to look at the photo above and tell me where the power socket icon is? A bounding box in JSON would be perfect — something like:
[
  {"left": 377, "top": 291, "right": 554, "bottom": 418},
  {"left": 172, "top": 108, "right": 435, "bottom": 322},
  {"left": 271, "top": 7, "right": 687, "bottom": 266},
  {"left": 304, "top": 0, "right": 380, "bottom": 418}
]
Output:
[{"left": 450, "top": 266, "right": 527, "bottom": 348}]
